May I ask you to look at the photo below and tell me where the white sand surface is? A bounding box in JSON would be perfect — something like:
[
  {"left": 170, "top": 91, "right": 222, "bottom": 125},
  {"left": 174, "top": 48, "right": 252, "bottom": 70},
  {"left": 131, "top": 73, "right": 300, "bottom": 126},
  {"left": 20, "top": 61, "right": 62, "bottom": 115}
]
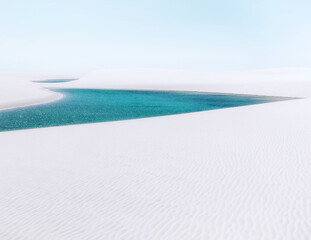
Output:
[
  {"left": 0, "top": 72, "right": 81, "bottom": 110},
  {"left": 1, "top": 69, "right": 311, "bottom": 239},
  {"left": 63, "top": 68, "right": 311, "bottom": 97}
]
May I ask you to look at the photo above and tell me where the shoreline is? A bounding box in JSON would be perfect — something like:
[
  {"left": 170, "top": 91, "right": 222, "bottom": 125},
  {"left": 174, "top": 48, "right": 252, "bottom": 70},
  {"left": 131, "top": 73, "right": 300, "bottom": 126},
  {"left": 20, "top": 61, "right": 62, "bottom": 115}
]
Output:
[
  {"left": 1, "top": 88, "right": 292, "bottom": 133},
  {"left": 0, "top": 87, "right": 296, "bottom": 113},
  {"left": 0, "top": 89, "right": 64, "bottom": 111},
  {"left": 53, "top": 86, "right": 299, "bottom": 100}
]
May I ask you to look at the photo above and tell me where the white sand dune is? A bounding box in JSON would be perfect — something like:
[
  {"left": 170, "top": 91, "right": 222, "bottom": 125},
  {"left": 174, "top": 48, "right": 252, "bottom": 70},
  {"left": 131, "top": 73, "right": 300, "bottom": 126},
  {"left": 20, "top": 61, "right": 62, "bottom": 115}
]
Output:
[
  {"left": 0, "top": 72, "right": 81, "bottom": 110},
  {"left": 64, "top": 68, "right": 311, "bottom": 97},
  {"left": 1, "top": 69, "right": 311, "bottom": 239}
]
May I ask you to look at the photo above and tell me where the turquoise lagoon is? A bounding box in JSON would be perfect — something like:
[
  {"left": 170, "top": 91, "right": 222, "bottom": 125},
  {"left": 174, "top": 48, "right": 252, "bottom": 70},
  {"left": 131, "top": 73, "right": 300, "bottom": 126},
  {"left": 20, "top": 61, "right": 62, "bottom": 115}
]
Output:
[{"left": 0, "top": 89, "right": 288, "bottom": 132}]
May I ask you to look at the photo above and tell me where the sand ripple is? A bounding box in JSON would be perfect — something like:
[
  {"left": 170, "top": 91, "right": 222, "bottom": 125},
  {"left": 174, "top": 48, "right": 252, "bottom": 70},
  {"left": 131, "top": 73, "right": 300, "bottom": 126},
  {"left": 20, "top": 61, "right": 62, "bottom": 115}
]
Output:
[{"left": 1, "top": 99, "right": 311, "bottom": 239}]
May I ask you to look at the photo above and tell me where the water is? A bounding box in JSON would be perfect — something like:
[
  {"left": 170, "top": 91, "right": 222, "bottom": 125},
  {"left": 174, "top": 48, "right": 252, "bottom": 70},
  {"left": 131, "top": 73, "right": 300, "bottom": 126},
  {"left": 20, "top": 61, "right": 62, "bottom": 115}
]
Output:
[
  {"left": 33, "top": 79, "right": 78, "bottom": 83},
  {"left": 0, "top": 89, "right": 287, "bottom": 132}
]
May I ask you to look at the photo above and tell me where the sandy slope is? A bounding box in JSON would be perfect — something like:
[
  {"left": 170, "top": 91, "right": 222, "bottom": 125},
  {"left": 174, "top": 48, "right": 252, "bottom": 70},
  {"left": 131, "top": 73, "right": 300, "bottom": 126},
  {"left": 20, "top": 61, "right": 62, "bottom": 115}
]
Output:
[
  {"left": 1, "top": 69, "right": 311, "bottom": 239},
  {"left": 63, "top": 68, "right": 311, "bottom": 97},
  {"left": 0, "top": 72, "right": 81, "bottom": 110}
]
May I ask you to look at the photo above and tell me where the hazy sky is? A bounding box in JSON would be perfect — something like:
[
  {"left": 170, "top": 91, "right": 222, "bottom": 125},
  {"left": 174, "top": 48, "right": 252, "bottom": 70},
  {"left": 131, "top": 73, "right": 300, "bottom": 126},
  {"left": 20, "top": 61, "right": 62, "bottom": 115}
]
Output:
[{"left": 1, "top": 0, "right": 311, "bottom": 72}]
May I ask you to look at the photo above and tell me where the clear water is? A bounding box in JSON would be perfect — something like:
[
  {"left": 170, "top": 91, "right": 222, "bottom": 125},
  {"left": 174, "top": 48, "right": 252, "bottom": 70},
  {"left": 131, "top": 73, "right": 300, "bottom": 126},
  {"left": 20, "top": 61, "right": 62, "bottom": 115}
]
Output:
[
  {"left": 33, "top": 79, "right": 78, "bottom": 83},
  {"left": 0, "top": 89, "right": 287, "bottom": 132}
]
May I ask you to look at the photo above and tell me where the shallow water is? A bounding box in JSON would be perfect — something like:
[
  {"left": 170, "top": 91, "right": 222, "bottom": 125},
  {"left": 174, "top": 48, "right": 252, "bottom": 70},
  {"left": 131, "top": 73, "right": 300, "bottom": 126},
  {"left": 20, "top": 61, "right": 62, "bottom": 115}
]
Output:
[{"left": 0, "top": 89, "right": 287, "bottom": 132}]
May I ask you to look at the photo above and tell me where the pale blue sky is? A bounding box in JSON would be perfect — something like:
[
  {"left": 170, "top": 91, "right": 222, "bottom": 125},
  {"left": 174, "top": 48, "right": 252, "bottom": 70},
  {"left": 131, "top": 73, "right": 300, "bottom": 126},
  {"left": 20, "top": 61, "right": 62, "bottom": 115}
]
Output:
[{"left": 1, "top": 0, "right": 311, "bottom": 72}]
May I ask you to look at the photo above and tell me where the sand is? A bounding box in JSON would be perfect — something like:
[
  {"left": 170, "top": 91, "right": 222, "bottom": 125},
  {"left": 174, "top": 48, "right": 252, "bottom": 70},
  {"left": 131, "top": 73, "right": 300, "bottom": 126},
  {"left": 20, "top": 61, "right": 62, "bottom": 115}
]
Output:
[
  {"left": 0, "top": 72, "right": 81, "bottom": 110},
  {"left": 1, "top": 69, "right": 311, "bottom": 239}
]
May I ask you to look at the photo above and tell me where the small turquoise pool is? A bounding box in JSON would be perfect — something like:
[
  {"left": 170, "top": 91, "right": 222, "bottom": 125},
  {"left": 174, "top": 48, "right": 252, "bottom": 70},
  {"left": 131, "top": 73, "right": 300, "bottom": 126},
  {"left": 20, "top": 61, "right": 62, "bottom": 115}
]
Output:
[
  {"left": 33, "top": 79, "right": 78, "bottom": 83},
  {"left": 0, "top": 89, "right": 289, "bottom": 132}
]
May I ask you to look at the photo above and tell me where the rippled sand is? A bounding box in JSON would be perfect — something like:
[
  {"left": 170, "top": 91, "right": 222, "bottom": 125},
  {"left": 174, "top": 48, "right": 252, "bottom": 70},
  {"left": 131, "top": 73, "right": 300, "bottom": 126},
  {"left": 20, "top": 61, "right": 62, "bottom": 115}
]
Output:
[{"left": 1, "top": 69, "right": 311, "bottom": 239}]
